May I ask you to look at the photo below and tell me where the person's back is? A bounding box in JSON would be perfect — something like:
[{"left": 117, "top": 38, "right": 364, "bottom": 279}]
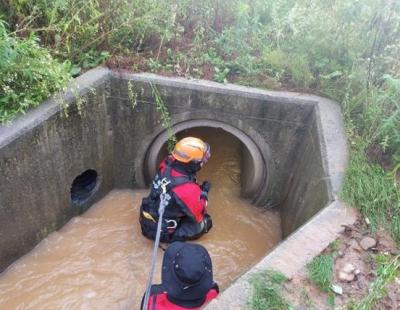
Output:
[
  {"left": 141, "top": 242, "right": 219, "bottom": 309},
  {"left": 139, "top": 137, "right": 213, "bottom": 242}
]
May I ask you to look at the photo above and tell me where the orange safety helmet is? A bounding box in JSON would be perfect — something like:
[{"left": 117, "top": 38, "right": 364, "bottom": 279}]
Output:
[{"left": 171, "top": 137, "right": 211, "bottom": 164}]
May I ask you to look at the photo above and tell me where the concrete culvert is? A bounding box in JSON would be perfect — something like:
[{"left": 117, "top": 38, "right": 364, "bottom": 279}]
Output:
[
  {"left": 70, "top": 169, "right": 98, "bottom": 206},
  {"left": 0, "top": 68, "right": 357, "bottom": 309},
  {"left": 144, "top": 122, "right": 268, "bottom": 203}
]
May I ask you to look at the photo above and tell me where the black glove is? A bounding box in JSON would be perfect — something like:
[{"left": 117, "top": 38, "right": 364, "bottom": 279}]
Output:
[
  {"left": 200, "top": 181, "right": 211, "bottom": 193},
  {"left": 203, "top": 214, "right": 213, "bottom": 233},
  {"left": 200, "top": 181, "right": 211, "bottom": 200}
]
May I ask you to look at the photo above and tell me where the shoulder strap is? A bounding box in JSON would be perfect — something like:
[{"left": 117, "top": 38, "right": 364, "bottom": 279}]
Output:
[{"left": 161, "top": 161, "right": 194, "bottom": 191}]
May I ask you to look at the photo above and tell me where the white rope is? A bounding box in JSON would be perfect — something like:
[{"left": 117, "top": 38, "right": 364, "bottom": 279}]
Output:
[{"left": 142, "top": 179, "right": 170, "bottom": 310}]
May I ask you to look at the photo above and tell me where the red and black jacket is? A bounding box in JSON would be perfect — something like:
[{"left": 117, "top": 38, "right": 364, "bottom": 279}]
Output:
[
  {"left": 141, "top": 284, "right": 219, "bottom": 310},
  {"left": 140, "top": 156, "right": 208, "bottom": 242}
]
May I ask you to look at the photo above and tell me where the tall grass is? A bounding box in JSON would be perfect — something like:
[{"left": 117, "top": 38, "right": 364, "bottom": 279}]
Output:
[{"left": 342, "top": 145, "right": 400, "bottom": 242}]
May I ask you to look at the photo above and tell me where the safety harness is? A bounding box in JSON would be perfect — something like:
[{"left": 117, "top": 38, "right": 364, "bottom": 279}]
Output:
[{"left": 141, "top": 158, "right": 194, "bottom": 234}]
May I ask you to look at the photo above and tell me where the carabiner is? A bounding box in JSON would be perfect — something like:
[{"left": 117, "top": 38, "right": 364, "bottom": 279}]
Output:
[
  {"left": 160, "top": 177, "right": 171, "bottom": 194},
  {"left": 166, "top": 219, "right": 177, "bottom": 229}
]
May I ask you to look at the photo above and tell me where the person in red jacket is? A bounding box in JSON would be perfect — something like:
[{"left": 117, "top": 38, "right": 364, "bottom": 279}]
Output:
[
  {"left": 139, "top": 137, "right": 213, "bottom": 243},
  {"left": 141, "top": 241, "right": 219, "bottom": 309}
]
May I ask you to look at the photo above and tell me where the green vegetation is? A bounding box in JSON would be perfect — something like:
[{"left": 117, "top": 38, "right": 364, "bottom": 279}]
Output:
[
  {"left": 248, "top": 270, "right": 293, "bottom": 310},
  {"left": 0, "top": 20, "right": 71, "bottom": 122},
  {"left": 150, "top": 83, "right": 177, "bottom": 151},
  {"left": 348, "top": 255, "right": 400, "bottom": 310},
  {"left": 342, "top": 147, "right": 400, "bottom": 242},
  {"left": 306, "top": 240, "right": 342, "bottom": 306},
  {"left": 306, "top": 253, "right": 334, "bottom": 293}
]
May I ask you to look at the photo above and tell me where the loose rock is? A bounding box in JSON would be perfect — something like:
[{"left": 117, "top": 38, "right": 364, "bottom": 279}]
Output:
[
  {"left": 359, "top": 237, "right": 377, "bottom": 250},
  {"left": 338, "top": 271, "right": 355, "bottom": 282},
  {"left": 348, "top": 238, "right": 362, "bottom": 252},
  {"left": 342, "top": 263, "right": 355, "bottom": 274}
]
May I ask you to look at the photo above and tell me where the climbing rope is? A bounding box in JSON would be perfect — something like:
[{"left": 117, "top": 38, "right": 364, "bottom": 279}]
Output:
[{"left": 142, "top": 178, "right": 171, "bottom": 310}]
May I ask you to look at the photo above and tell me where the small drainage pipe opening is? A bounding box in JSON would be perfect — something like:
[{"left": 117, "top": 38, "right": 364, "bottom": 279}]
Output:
[{"left": 70, "top": 169, "right": 98, "bottom": 206}]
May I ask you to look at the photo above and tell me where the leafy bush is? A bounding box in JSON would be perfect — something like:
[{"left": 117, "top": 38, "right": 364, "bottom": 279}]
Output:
[
  {"left": 1, "top": 0, "right": 181, "bottom": 67},
  {"left": 0, "top": 20, "right": 71, "bottom": 123}
]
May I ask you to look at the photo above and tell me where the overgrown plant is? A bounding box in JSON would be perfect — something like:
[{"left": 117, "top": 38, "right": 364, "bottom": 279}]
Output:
[
  {"left": 0, "top": 20, "right": 71, "bottom": 123},
  {"left": 127, "top": 80, "right": 138, "bottom": 109},
  {"left": 150, "top": 83, "right": 176, "bottom": 152}
]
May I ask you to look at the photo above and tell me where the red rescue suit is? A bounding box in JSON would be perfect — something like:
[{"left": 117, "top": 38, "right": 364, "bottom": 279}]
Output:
[
  {"left": 139, "top": 156, "right": 212, "bottom": 242},
  {"left": 142, "top": 284, "right": 219, "bottom": 309}
]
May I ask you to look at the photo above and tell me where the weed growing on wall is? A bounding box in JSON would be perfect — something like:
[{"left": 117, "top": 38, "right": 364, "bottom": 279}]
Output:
[
  {"left": 71, "top": 84, "right": 87, "bottom": 116},
  {"left": 127, "top": 80, "right": 138, "bottom": 110},
  {"left": 150, "top": 83, "right": 176, "bottom": 152}
]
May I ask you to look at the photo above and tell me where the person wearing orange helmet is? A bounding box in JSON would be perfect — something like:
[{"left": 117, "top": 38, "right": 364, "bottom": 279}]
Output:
[{"left": 139, "top": 137, "right": 213, "bottom": 242}]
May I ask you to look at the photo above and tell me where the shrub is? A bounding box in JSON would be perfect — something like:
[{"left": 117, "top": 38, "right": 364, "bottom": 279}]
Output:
[{"left": 0, "top": 20, "right": 71, "bottom": 123}]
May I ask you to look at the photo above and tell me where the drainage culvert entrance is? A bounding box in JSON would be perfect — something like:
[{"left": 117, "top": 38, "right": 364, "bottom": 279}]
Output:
[
  {"left": 0, "top": 69, "right": 352, "bottom": 308},
  {"left": 0, "top": 128, "right": 281, "bottom": 308}
]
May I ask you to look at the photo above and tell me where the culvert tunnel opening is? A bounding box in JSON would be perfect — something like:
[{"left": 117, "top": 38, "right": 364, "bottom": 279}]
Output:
[
  {"left": 70, "top": 169, "right": 98, "bottom": 207},
  {"left": 149, "top": 126, "right": 265, "bottom": 198}
]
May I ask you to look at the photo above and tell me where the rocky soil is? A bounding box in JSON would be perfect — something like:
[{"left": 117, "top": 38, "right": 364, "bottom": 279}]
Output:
[{"left": 281, "top": 217, "right": 399, "bottom": 309}]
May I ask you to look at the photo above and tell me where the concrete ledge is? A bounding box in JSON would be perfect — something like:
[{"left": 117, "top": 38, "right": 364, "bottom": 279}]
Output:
[{"left": 205, "top": 202, "right": 358, "bottom": 309}]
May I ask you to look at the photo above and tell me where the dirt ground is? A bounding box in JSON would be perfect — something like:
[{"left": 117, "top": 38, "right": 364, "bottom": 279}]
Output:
[{"left": 281, "top": 217, "right": 399, "bottom": 309}]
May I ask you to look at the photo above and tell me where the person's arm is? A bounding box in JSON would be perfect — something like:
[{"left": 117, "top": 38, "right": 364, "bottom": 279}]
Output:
[{"left": 172, "top": 183, "right": 206, "bottom": 223}]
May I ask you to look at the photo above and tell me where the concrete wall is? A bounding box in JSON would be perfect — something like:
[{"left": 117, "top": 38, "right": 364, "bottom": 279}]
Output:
[
  {"left": 206, "top": 89, "right": 351, "bottom": 310},
  {"left": 280, "top": 109, "right": 330, "bottom": 236},
  {"left": 109, "top": 72, "right": 317, "bottom": 207},
  {"left": 0, "top": 68, "right": 344, "bottom": 274},
  {"left": 0, "top": 69, "right": 113, "bottom": 272}
]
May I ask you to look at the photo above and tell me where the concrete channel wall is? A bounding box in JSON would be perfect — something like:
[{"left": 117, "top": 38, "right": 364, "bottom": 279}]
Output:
[
  {"left": 110, "top": 72, "right": 317, "bottom": 208},
  {"left": 0, "top": 70, "right": 114, "bottom": 272},
  {"left": 0, "top": 68, "right": 350, "bottom": 284}
]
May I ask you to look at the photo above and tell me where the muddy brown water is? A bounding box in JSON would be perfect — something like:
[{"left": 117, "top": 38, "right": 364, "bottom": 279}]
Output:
[{"left": 0, "top": 130, "right": 281, "bottom": 309}]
